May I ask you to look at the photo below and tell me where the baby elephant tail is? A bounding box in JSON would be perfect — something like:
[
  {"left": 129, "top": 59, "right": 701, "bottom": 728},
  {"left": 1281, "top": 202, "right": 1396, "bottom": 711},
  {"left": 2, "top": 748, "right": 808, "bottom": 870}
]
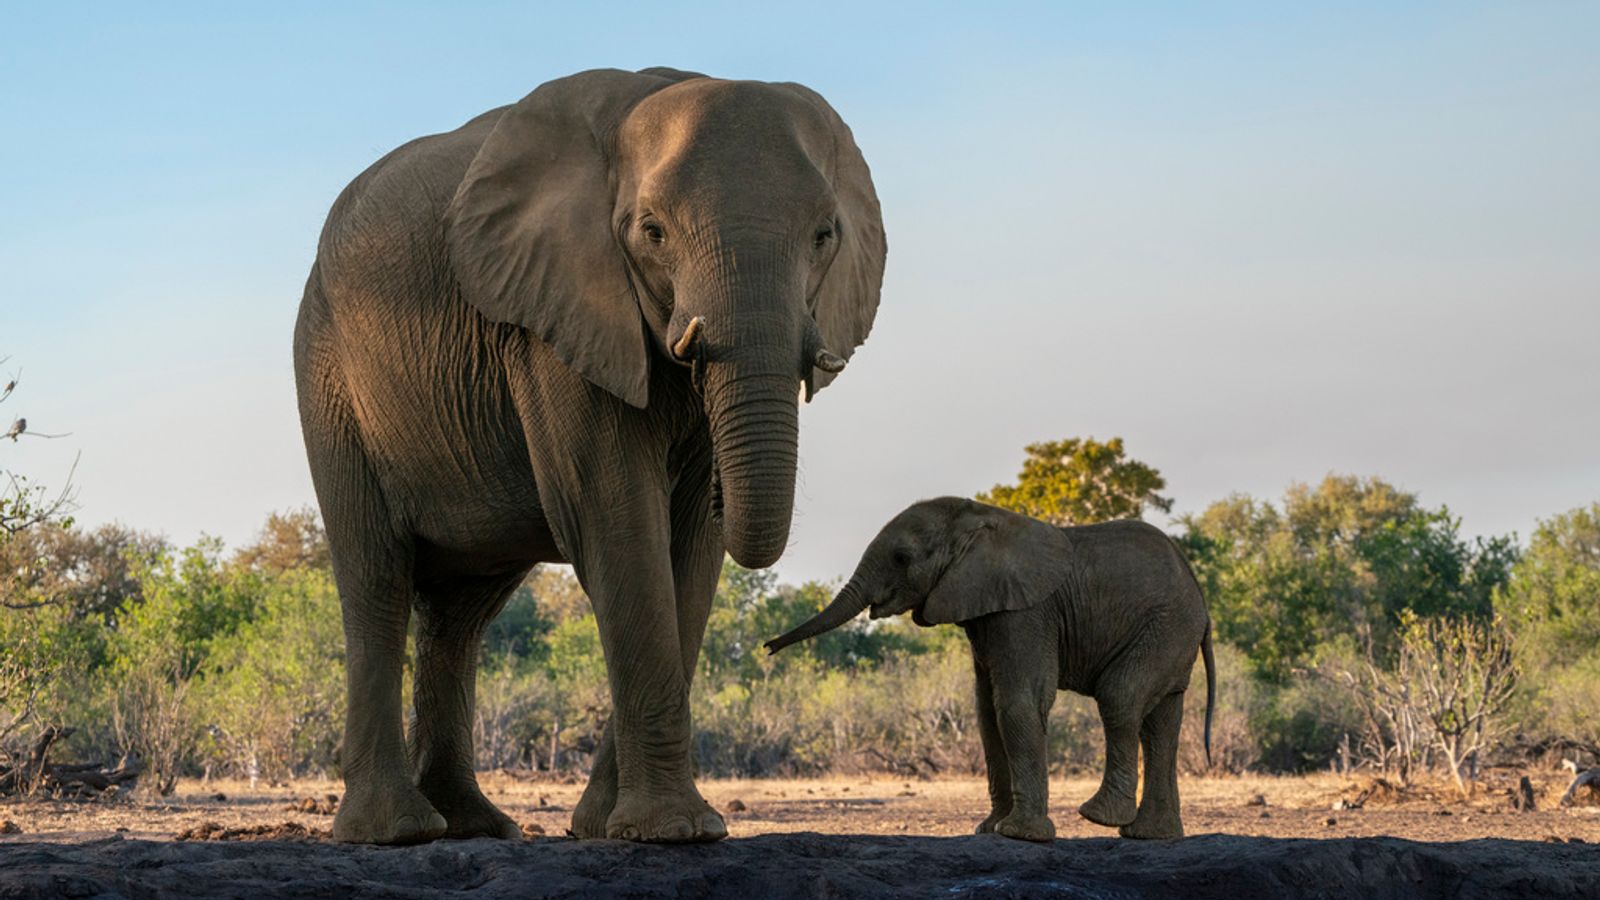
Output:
[{"left": 1202, "top": 619, "right": 1216, "bottom": 768}]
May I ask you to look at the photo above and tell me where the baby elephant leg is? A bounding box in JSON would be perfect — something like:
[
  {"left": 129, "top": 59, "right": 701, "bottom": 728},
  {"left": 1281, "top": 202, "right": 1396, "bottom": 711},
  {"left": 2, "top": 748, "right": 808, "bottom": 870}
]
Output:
[
  {"left": 990, "top": 675, "right": 1057, "bottom": 842},
  {"left": 1079, "top": 695, "right": 1140, "bottom": 828},
  {"left": 972, "top": 662, "right": 1013, "bottom": 833},
  {"left": 1121, "top": 691, "right": 1186, "bottom": 839}
]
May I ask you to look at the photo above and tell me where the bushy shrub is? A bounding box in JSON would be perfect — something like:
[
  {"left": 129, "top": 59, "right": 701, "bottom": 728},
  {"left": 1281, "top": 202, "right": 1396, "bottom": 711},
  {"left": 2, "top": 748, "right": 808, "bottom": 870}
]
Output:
[{"left": 193, "top": 569, "right": 345, "bottom": 780}]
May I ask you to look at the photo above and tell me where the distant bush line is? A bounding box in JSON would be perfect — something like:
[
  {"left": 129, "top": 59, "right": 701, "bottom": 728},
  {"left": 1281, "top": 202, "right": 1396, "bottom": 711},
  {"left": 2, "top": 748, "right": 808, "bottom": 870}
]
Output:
[{"left": 4, "top": 484, "right": 1599, "bottom": 794}]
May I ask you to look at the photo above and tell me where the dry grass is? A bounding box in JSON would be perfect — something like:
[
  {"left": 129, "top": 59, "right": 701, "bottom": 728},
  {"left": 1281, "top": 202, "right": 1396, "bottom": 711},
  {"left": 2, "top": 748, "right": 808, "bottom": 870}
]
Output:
[{"left": 3, "top": 770, "right": 1597, "bottom": 845}]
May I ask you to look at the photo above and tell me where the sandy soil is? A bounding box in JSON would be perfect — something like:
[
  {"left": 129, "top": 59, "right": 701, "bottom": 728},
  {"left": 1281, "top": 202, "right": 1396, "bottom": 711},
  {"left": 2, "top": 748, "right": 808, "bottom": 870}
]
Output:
[
  {"left": 4, "top": 769, "right": 1597, "bottom": 844},
  {"left": 3, "top": 771, "right": 1599, "bottom": 897}
]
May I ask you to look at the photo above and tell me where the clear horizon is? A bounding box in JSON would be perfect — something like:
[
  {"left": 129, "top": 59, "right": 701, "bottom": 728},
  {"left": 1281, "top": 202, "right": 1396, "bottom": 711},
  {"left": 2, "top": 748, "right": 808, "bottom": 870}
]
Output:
[{"left": 3, "top": 2, "right": 1597, "bottom": 585}]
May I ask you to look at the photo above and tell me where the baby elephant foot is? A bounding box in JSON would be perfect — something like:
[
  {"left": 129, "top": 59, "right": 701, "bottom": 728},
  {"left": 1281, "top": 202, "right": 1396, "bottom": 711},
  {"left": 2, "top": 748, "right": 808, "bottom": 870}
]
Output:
[
  {"left": 605, "top": 788, "right": 728, "bottom": 843},
  {"left": 1078, "top": 786, "right": 1137, "bottom": 828},
  {"left": 995, "top": 812, "right": 1056, "bottom": 842},
  {"left": 332, "top": 781, "right": 448, "bottom": 845},
  {"left": 1119, "top": 806, "right": 1184, "bottom": 840}
]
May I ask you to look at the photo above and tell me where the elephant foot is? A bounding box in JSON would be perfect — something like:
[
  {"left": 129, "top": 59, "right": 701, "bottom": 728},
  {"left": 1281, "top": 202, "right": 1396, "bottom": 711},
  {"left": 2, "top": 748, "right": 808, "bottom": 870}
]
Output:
[
  {"left": 995, "top": 812, "right": 1056, "bottom": 842},
  {"left": 604, "top": 785, "right": 727, "bottom": 843},
  {"left": 333, "top": 780, "right": 448, "bottom": 845},
  {"left": 1078, "top": 786, "right": 1137, "bottom": 828},
  {"left": 1119, "top": 805, "right": 1184, "bottom": 840},
  {"left": 570, "top": 770, "right": 619, "bottom": 839},
  {"left": 422, "top": 782, "right": 522, "bottom": 840}
]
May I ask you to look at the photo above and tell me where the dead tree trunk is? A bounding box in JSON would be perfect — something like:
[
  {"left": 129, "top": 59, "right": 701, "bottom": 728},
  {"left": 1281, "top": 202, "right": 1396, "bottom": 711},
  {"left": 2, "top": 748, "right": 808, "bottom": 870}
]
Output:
[{"left": 1513, "top": 775, "right": 1536, "bottom": 811}]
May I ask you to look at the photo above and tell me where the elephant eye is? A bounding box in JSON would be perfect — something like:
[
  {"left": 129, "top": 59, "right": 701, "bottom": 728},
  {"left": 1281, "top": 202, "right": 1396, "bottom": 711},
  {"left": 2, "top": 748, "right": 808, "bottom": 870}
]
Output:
[
  {"left": 892, "top": 547, "right": 912, "bottom": 567},
  {"left": 813, "top": 225, "right": 834, "bottom": 248},
  {"left": 642, "top": 221, "right": 666, "bottom": 244}
]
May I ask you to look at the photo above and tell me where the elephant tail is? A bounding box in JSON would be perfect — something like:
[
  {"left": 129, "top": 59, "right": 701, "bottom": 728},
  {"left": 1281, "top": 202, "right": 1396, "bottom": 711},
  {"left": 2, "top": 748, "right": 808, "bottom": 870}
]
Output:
[
  {"left": 1201, "top": 619, "right": 1215, "bottom": 768},
  {"left": 1166, "top": 533, "right": 1216, "bottom": 768}
]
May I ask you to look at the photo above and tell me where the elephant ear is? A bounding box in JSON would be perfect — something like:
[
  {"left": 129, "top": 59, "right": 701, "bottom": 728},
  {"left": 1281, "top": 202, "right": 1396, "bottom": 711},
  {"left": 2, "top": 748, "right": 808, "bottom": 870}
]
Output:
[
  {"left": 445, "top": 68, "right": 704, "bottom": 409},
  {"left": 917, "top": 508, "right": 1061, "bottom": 626},
  {"left": 779, "top": 84, "right": 886, "bottom": 395}
]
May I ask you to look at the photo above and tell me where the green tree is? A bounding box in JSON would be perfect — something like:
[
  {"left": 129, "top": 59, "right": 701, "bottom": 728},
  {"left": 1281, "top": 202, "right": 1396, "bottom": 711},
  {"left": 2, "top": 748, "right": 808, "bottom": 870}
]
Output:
[
  {"left": 1496, "top": 503, "right": 1600, "bottom": 746},
  {"left": 102, "top": 541, "right": 261, "bottom": 792},
  {"left": 197, "top": 568, "right": 345, "bottom": 779},
  {"left": 1182, "top": 475, "right": 1517, "bottom": 682},
  {"left": 977, "top": 437, "right": 1171, "bottom": 526},
  {"left": 1497, "top": 503, "right": 1600, "bottom": 667},
  {"left": 0, "top": 359, "right": 83, "bottom": 783}
]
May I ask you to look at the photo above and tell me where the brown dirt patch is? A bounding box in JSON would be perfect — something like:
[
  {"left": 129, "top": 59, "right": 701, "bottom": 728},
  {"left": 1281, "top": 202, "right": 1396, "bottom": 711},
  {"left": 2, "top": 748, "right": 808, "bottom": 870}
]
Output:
[
  {"left": 175, "top": 821, "right": 330, "bottom": 842},
  {"left": 284, "top": 793, "right": 340, "bottom": 815}
]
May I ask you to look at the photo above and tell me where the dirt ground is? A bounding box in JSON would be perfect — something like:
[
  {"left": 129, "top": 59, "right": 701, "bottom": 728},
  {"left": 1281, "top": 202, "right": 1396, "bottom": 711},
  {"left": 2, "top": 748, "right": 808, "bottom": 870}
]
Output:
[
  {"left": 4, "top": 769, "right": 1598, "bottom": 844},
  {"left": 3, "top": 771, "right": 1599, "bottom": 897}
]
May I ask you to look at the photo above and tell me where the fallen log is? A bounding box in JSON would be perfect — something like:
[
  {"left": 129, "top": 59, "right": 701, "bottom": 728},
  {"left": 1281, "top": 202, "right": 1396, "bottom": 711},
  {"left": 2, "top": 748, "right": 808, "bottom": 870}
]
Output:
[
  {"left": 1, "top": 738, "right": 143, "bottom": 800},
  {"left": 0, "top": 726, "right": 73, "bottom": 795},
  {"left": 1559, "top": 766, "right": 1600, "bottom": 808}
]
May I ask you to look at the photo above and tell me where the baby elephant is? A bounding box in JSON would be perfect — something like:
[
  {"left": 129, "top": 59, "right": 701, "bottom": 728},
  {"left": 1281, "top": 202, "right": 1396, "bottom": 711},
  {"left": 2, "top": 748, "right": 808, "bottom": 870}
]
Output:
[{"left": 766, "top": 497, "right": 1214, "bottom": 841}]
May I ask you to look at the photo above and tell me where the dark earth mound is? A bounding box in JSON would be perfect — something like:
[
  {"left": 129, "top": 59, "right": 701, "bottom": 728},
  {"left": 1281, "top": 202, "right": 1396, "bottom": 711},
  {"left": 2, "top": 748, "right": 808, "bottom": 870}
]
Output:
[{"left": 3, "top": 832, "right": 1597, "bottom": 899}]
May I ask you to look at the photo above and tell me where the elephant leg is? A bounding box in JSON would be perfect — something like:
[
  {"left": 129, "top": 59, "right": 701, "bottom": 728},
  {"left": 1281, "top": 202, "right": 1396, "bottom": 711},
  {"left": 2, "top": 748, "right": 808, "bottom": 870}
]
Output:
[
  {"left": 309, "top": 433, "right": 446, "bottom": 842},
  {"left": 973, "top": 661, "right": 1013, "bottom": 834},
  {"left": 329, "top": 554, "right": 446, "bottom": 844},
  {"left": 991, "top": 675, "right": 1056, "bottom": 842},
  {"left": 570, "top": 547, "right": 719, "bottom": 839},
  {"left": 572, "top": 460, "right": 723, "bottom": 840},
  {"left": 589, "top": 578, "right": 718, "bottom": 842},
  {"left": 564, "top": 497, "right": 721, "bottom": 843},
  {"left": 1080, "top": 695, "right": 1140, "bottom": 828},
  {"left": 410, "top": 572, "right": 526, "bottom": 840},
  {"left": 1122, "top": 691, "right": 1186, "bottom": 839},
  {"left": 570, "top": 724, "right": 618, "bottom": 839}
]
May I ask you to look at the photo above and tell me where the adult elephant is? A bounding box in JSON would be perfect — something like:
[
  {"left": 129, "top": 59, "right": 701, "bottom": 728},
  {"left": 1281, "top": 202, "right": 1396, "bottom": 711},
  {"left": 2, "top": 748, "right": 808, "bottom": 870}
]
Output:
[{"left": 294, "top": 67, "right": 884, "bottom": 845}]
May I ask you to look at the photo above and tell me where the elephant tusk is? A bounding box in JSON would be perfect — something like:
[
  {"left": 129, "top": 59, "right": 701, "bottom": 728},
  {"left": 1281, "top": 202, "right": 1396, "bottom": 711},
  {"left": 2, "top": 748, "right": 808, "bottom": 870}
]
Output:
[
  {"left": 801, "top": 316, "right": 846, "bottom": 375},
  {"left": 813, "top": 349, "right": 847, "bottom": 374},
  {"left": 672, "top": 316, "right": 703, "bottom": 361}
]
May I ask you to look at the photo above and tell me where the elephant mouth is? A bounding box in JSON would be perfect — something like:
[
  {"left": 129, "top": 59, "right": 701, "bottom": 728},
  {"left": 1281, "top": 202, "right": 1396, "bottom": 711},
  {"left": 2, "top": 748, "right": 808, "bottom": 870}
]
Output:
[{"left": 869, "top": 592, "right": 920, "bottom": 619}]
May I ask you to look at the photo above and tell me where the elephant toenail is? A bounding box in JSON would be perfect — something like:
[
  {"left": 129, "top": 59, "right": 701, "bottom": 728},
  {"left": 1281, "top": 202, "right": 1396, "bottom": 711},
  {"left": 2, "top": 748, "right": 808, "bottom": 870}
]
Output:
[
  {"left": 660, "top": 818, "right": 694, "bottom": 841},
  {"left": 701, "top": 815, "right": 728, "bottom": 840},
  {"left": 621, "top": 825, "right": 640, "bottom": 841}
]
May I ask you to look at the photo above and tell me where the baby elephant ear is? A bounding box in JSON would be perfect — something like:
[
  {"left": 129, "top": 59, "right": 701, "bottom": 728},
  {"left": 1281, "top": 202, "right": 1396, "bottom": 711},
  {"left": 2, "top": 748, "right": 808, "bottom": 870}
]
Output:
[
  {"left": 445, "top": 68, "right": 700, "bottom": 409},
  {"left": 918, "top": 509, "right": 1060, "bottom": 625}
]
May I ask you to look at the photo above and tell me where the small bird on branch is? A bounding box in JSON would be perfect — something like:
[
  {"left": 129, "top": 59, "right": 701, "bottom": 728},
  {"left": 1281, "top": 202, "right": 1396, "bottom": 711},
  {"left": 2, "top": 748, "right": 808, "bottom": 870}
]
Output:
[{"left": 4, "top": 418, "right": 68, "bottom": 441}]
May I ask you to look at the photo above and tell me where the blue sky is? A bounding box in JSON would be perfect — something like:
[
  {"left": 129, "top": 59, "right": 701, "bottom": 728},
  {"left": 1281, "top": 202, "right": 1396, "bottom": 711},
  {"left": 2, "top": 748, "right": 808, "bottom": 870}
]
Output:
[{"left": 3, "top": 3, "right": 1597, "bottom": 583}]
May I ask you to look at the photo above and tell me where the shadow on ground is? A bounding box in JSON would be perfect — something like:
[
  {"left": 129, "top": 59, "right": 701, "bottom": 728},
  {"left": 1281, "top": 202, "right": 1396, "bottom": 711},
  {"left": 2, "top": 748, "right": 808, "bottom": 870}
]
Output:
[{"left": 2, "top": 832, "right": 1596, "bottom": 899}]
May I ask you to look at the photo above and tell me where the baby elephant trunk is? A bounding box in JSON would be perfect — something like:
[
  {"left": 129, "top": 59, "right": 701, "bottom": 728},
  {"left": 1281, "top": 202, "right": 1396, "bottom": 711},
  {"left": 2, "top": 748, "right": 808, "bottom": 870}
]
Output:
[{"left": 764, "top": 581, "right": 866, "bottom": 654}]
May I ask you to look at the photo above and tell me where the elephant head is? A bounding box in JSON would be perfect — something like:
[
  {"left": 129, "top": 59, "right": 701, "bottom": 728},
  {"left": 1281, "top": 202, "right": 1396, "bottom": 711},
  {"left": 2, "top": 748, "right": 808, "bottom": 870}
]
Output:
[
  {"left": 765, "top": 498, "right": 1064, "bottom": 652},
  {"left": 444, "top": 68, "right": 885, "bottom": 568}
]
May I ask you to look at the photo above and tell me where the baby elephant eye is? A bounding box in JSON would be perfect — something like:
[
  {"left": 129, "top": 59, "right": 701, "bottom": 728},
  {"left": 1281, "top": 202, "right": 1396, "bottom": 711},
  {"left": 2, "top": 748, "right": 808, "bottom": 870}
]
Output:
[
  {"left": 892, "top": 547, "right": 912, "bottom": 567},
  {"left": 813, "top": 225, "right": 834, "bottom": 248}
]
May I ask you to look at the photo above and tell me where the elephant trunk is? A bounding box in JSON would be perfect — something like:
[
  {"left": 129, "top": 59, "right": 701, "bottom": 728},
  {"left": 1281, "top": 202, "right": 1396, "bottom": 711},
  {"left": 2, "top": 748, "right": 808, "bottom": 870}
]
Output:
[
  {"left": 694, "top": 264, "right": 806, "bottom": 566},
  {"left": 764, "top": 580, "right": 867, "bottom": 653},
  {"left": 705, "top": 371, "right": 798, "bottom": 568}
]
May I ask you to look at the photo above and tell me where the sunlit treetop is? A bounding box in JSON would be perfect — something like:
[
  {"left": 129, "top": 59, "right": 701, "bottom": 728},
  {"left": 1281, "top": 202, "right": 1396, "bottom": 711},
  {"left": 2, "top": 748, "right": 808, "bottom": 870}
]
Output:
[{"left": 977, "top": 436, "right": 1172, "bottom": 527}]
